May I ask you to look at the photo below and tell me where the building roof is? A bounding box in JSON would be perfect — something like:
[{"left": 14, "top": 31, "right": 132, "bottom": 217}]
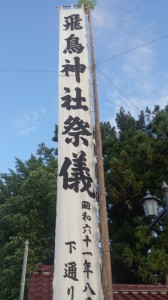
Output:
[
  {"left": 27, "top": 264, "right": 53, "bottom": 300},
  {"left": 113, "top": 284, "right": 168, "bottom": 300},
  {"left": 27, "top": 264, "right": 168, "bottom": 300}
]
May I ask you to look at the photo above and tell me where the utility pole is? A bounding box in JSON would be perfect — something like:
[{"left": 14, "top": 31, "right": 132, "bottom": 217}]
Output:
[
  {"left": 19, "top": 240, "right": 29, "bottom": 300},
  {"left": 87, "top": 6, "right": 113, "bottom": 300}
]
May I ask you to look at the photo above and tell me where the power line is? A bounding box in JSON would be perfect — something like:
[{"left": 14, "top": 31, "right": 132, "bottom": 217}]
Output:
[
  {"left": 96, "top": 66, "right": 168, "bottom": 140},
  {"left": 96, "top": 34, "right": 168, "bottom": 65},
  {"left": 0, "top": 33, "right": 168, "bottom": 73},
  {"left": 0, "top": 69, "right": 57, "bottom": 73}
]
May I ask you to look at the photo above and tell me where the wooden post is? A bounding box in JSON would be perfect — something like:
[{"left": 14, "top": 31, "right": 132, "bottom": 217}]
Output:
[{"left": 87, "top": 6, "right": 113, "bottom": 300}]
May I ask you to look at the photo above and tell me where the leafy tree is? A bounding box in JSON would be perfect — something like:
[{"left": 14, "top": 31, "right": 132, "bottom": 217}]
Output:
[
  {"left": 78, "top": 0, "right": 96, "bottom": 10},
  {"left": 0, "top": 143, "right": 57, "bottom": 299},
  {"left": 1, "top": 104, "right": 168, "bottom": 298},
  {"left": 104, "top": 105, "right": 168, "bottom": 284}
]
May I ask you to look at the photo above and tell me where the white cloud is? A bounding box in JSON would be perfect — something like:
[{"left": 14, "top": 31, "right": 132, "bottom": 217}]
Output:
[
  {"left": 40, "top": 107, "right": 47, "bottom": 115},
  {"left": 92, "top": 0, "right": 168, "bottom": 123},
  {"left": 92, "top": 5, "right": 116, "bottom": 31},
  {"left": 108, "top": 89, "right": 168, "bottom": 128},
  {"left": 84, "top": 0, "right": 168, "bottom": 130},
  {"left": 11, "top": 108, "right": 47, "bottom": 137}
]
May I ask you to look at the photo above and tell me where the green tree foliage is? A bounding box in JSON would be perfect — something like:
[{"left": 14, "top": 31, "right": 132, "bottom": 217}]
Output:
[
  {"left": 1, "top": 105, "right": 168, "bottom": 298},
  {"left": 78, "top": 0, "right": 96, "bottom": 10},
  {"left": 103, "top": 105, "right": 168, "bottom": 284},
  {"left": 0, "top": 143, "right": 57, "bottom": 299}
]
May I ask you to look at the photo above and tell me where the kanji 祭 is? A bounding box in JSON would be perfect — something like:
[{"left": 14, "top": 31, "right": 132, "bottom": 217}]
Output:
[{"left": 62, "top": 115, "right": 92, "bottom": 147}]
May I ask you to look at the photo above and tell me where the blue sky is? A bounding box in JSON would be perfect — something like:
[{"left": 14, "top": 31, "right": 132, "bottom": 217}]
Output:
[{"left": 1, "top": 0, "right": 168, "bottom": 173}]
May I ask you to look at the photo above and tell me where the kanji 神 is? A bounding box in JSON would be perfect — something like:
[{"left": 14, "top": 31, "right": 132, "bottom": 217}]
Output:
[
  {"left": 61, "top": 87, "right": 88, "bottom": 111},
  {"left": 63, "top": 261, "right": 79, "bottom": 281},
  {"left": 65, "top": 241, "right": 76, "bottom": 254},
  {"left": 62, "top": 115, "right": 92, "bottom": 147},
  {"left": 82, "top": 211, "right": 91, "bottom": 221},
  {"left": 83, "top": 282, "right": 96, "bottom": 295},
  {"left": 83, "top": 259, "right": 93, "bottom": 279},
  {"left": 83, "top": 235, "right": 91, "bottom": 247},
  {"left": 83, "top": 224, "right": 91, "bottom": 234},
  {"left": 82, "top": 201, "right": 91, "bottom": 210},
  {"left": 63, "top": 34, "right": 84, "bottom": 54},
  {"left": 61, "top": 57, "right": 86, "bottom": 83},
  {"left": 63, "top": 14, "right": 83, "bottom": 31},
  {"left": 67, "top": 286, "right": 74, "bottom": 300},
  {"left": 59, "top": 151, "right": 95, "bottom": 198}
]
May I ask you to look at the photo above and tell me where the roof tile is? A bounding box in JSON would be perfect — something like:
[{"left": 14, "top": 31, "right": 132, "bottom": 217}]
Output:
[
  {"left": 27, "top": 265, "right": 168, "bottom": 300},
  {"left": 27, "top": 264, "right": 53, "bottom": 300}
]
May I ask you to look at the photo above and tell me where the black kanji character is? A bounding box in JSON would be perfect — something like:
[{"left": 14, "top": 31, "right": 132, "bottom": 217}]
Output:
[
  {"left": 83, "top": 259, "right": 93, "bottom": 279},
  {"left": 67, "top": 286, "right": 74, "bottom": 300},
  {"left": 61, "top": 87, "right": 88, "bottom": 111},
  {"left": 82, "top": 252, "right": 93, "bottom": 256},
  {"left": 62, "top": 115, "right": 92, "bottom": 147},
  {"left": 59, "top": 151, "right": 95, "bottom": 198},
  {"left": 64, "top": 14, "right": 83, "bottom": 31},
  {"left": 61, "top": 57, "right": 86, "bottom": 83},
  {"left": 83, "top": 235, "right": 91, "bottom": 247},
  {"left": 63, "top": 261, "right": 79, "bottom": 281},
  {"left": 82, "top": 211, "right": 91, "bottom": 221},
  {"left": 63, "top": 34, "right": 84, "bottom": 54},
  {"left": 83, "top": 283, "right": 96, "bottom": 295},
  {"left": 59, "top": 157, "right": 71, "bottom": 188},
  {"left": 83, "top": 224, "right": 91, "bottom": 234},
  {"left": 82, "top": 201, "right": 91, "bottom": 210},
  {"left": 65, "top": 241, "right": 76, "bottom": 254}
]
